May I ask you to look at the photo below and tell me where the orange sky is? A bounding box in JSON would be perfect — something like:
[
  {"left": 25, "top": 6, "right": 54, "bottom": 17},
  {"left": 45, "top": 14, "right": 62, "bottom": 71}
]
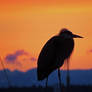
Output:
[{"left": 0, "top": 0, "right": 92, "bottom": 71}]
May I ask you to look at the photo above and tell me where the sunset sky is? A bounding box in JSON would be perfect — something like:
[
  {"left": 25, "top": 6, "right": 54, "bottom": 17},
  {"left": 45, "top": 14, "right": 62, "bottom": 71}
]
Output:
[{"left": 0, "top": 0, "right": 92, "bottom": 72}]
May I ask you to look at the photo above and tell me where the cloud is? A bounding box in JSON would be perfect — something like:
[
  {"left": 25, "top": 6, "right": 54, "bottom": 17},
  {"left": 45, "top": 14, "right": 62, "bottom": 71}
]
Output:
[
  {"left": 5, "top": 54, "right": 17, "bottom": 62},
  {"left": 5, "top": 50, "right": 29, "bottom": 63},
  {"left": 15, "top": 50, "right": 29, "bottom": 56},
  {"left": 5, "top": 50, "right": 37, "bottom": 65},
  {"left": 87, "top": 49, "right": 92, "bottom": 54},
  {"left": 89, "top": 49, "right": 92, "bottom": 53},
  {"left": 30, "top": 57, "right": 37, "bottom": 62}
]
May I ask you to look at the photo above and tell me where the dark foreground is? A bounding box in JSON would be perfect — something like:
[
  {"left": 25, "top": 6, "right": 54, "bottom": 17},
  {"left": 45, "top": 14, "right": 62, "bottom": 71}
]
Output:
[
  {"left": 0, "top": 85, "right": 92, "bottom": 92},
  {"left": 64, "top": 85, "right": 92, "bottom": 92}
]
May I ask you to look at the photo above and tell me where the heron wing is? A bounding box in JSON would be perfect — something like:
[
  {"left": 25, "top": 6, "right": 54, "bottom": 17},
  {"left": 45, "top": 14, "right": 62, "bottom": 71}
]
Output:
[{"left": 37, "top": 36, "right": 64, "bottom": 80}]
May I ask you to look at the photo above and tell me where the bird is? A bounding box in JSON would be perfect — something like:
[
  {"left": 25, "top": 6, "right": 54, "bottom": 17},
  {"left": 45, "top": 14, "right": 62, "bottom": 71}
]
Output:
[{"left": 37, "top": 28, "right": 83, "bottom": 89}]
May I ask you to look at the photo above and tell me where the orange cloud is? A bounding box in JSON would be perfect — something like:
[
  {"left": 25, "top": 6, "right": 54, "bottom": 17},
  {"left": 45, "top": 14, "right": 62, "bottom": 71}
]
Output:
[{"left": 0, "top": 50, "right": 37, "bottom": 72}]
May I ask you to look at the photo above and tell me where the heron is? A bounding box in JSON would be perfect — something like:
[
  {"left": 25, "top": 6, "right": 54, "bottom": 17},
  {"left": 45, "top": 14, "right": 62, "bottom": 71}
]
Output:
[{"left": 37, "top": 28, "right": 83, "bottom": 90}]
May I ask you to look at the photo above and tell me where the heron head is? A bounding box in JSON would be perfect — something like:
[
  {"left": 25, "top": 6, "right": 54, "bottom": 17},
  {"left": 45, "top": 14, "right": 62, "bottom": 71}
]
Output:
[{"left": 59, "top": 28, "right": 83, "bottom": 38}]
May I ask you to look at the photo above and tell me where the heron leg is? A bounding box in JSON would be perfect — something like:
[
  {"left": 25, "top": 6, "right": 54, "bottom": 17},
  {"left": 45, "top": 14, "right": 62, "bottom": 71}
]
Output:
[
  {"left": 46, "top": 77, "right": 48, "bottom": 88},
  {"left": 66, "top": 59, "right": 70, "bottom": 92},
  {"left": 58, "top": 68, "right": 62, "bottom": 92}
]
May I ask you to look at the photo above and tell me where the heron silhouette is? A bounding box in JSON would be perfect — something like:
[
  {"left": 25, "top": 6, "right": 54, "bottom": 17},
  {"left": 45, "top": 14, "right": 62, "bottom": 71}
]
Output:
[{"left": 37, "top": 28, "right": 83, "bottom": 90}]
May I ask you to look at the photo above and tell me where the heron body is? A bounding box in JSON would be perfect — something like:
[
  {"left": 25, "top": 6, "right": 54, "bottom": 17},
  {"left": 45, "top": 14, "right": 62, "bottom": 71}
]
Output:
[{"left": 37, "top": 28, "right": 83, "bottom": 83}]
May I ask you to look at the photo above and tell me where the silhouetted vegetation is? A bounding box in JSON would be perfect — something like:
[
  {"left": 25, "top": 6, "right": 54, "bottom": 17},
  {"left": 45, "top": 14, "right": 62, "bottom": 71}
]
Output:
[
  {"left": 69, "top": 85, "right": 92, "bottom": 92},
  {"left": 60, "top": 85, "right": 92, "bottom": 92},
  {"left": 0, "top": 86, "right": 53, "bottom": 92},
  {"left": 0, "top": 85, "right": 92, "bottom": 92}
]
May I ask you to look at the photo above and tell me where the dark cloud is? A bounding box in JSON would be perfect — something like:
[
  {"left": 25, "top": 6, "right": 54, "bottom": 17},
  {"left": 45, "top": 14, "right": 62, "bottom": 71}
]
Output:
[
  {"left": 5, "top": 50, "right": 29, "bottom": 63},
  {"left": 5, "top": 50, "right": 37, "bottom": 67},
  {"left": 15, "top": 50, "right": 29, "bottom": 56},
  {"left": 5, "top": 54, "right": 17, "bottom": 62},
  {"left": 89, "top": 49, "right": 92, "bottom": 53},
  {"left": 30, "top": 57, "right": 37, "bottom": 62}
]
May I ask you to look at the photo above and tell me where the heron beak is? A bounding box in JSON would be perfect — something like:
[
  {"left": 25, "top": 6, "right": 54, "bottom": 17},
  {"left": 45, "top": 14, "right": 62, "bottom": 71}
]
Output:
[{"left": 73, "top": 34, "right": 83, "bottom": 38}]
